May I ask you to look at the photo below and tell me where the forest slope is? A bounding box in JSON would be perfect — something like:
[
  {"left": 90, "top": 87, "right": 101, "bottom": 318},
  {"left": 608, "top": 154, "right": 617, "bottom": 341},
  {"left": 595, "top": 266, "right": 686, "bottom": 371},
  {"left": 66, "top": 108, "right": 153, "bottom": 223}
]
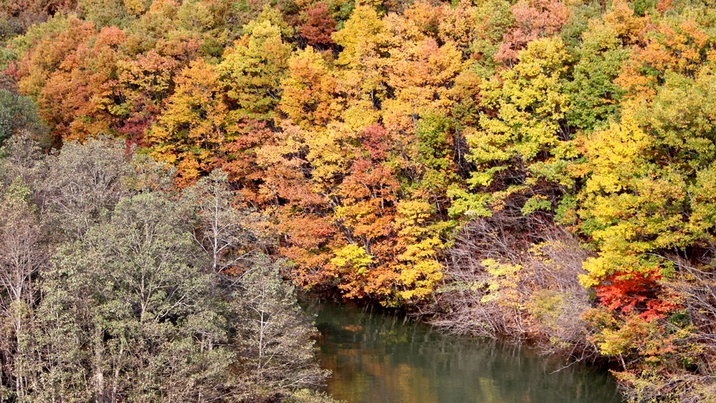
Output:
[{"left": 2, "top": 0, "right": 716, "bottom": 401}]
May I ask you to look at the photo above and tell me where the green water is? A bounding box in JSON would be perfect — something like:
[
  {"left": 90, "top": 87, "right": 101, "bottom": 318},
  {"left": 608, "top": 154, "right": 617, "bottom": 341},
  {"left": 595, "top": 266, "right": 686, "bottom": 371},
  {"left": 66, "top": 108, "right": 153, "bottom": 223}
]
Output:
[{"left": 308, "top": 300, "right": 622, "bottom": 403}]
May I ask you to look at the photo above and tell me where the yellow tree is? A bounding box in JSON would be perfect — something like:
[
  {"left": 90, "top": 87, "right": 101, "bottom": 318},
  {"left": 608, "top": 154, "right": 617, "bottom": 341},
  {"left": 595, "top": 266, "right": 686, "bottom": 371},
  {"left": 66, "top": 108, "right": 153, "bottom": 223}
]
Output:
[
  {"left": 332, "top": 4, "right": 390, "bottom": 126},
  {"left": 393, "top": 199, "right": 448, "bottom": 302},
  {"left": 147, "top": 58, "right": 232, "bottom": 187},
  {"left": 383, "top": 33, "right": 464, "bottom": 134},
  {"left": 456, "top": 37, "right": 572, "bottom": 218},
  {"left": 573, "top": 63, "right": 716, "bottom": 394},
  {"left": 280, "top": 46, "right": 342, "bottom": 130},
  {"left": 114, "top": 50, "right": 180, "bottom": 142}
]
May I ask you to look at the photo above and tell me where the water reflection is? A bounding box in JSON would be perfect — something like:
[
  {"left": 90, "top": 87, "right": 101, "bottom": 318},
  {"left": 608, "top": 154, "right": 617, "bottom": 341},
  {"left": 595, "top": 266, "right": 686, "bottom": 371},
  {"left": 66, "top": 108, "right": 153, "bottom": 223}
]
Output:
[{"left": 307, "top": 300, "right": 622, "bottom": 403}]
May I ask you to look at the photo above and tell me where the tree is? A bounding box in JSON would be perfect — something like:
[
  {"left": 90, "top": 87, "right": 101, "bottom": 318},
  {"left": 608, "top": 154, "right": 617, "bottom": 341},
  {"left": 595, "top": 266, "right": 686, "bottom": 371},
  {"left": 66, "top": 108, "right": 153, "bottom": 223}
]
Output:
[
  {"left": 299, "top": 3, "right": 336, "bottom": 49},
  {"left": 382, "top": 36, "right": 463, "bottom": 135},
  {"left": 0, "top": 0, "right": 75, "bottom": 42},
  {"left": 332, "top": 4, "right": 390, "bottom": 121},
  {"left": 15, "top": 16, "right": 97, "bottom": 146},
  {"left": 0, "top": 135, "right": 335, "bottom": 402},
  {"left": 13, "top": 23, "right": 128, "bottom": 144},
  {"left": 327, "top": 124, "right": 400, "bottom": 301},
  {"left": 458, "top": 37, "right": 573, "bottom": 218},
  {"left": 234, "top": 257, "right": 329, "bottom": 400},
  {"left": 466, "top": 0, "right": 513, "bottom": 67},
  {"left": 437, "top": 0, "right": 477, "bottom": 58},
  {"left": 280, "top": 47, "right": 341, "bottom": 130},
  {"left": 187, "top": 169, "right": 271, "bottom": 274},
  {"left": 252, "top": 121, "right": 339, "bottom": 290},
  {"left": 42, "top": 136, "right": 132, "bottom": 241},
  {"left": 577, "top": 72, "right": 716, "bottom": 304},
  {"left": 0, "top": 88, "right": 47, "bottom": 146},
  {"left": 494, "top": 0, "right": 570, "bottom": 65},
  {"left": 41, "top": 191, "right": 235, "bottom": 402},
  {"left": 78, "top": 0, "right": 131, "bottom": 28},
  {"left": 574, "top": 68, "right": 716, "bottom": 397},
  {"left": 393, "top": 200, "right": 446, "bottom": 301},
  {"left": 217, "top": 20, "right": 292, "bottom": 123},
  {"left": 147, "top": 58, "right": 232, "bottom": 187},
  {"left": 114, "top": 50, "right": 180, "bottom": 143},
  {"left": 616, "top": 17, "right": 712, "bottom": 102},
  {"left": 563, "top": 0, "right": 645, "bottom": 134},
  {"left": 0, "top": 181, "right": 47, "bottom": 402}
]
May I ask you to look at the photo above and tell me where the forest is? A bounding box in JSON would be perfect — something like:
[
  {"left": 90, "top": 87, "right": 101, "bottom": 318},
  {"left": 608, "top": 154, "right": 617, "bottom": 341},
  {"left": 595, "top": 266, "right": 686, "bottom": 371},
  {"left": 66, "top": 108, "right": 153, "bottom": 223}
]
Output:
[{"left": 0, "top": 0, "right": 715, "bottom": 401}]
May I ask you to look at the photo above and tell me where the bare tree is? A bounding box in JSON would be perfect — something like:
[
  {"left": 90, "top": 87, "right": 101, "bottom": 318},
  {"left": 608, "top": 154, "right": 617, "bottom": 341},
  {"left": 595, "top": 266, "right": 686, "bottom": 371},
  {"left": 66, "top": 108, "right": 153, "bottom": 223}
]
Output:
[
  {"left": 188, "top": 169, "right": 272, "bottom": 274},
  {"left": 429, "top": 210, "right": 597, "bottom": 358},
  {"left": 234, "top": 258, "right": 330, "bottom": 400}
]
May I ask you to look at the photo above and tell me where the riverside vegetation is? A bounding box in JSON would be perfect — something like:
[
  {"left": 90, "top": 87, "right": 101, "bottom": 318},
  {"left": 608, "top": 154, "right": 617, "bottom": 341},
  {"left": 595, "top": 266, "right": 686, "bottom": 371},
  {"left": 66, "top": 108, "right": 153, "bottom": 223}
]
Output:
[{"left": 1, "top": 0, "right": 716, "bottom": 401}]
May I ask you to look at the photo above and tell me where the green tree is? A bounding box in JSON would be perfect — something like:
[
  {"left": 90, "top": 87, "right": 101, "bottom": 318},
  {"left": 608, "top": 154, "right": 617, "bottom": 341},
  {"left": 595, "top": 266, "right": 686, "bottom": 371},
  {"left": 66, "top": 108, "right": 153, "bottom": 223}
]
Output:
[
  {"left": 217, "top": 20, "right": 292, "bottom": 122},
  {"left": 565, "top": 14, "right": 629, "bottom": 132},
  {"left": 0, "top": 88, "right": 47, "bottom": 146},
  {"left": 42, "top": 136, "right": 132, "bottom": 241},
  {"left": 456, "top": 37, "right": 573, "bottom": 218},
  {"left": 42, "top": 191, "right": 235, "bottom": 402}
]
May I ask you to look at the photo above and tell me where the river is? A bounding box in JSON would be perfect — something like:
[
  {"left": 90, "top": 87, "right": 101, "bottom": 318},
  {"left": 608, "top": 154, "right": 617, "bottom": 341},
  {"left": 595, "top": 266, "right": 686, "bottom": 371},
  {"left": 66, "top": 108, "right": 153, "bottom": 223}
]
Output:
[{"left": 306, "top": 300, "right": 622, "bottom": 403}]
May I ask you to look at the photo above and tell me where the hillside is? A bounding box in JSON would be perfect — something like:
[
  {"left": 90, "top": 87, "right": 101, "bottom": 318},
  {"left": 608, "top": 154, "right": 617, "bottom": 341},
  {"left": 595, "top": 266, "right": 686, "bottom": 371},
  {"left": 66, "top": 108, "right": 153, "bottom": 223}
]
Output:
[{"left": 2, "top": 0, "right": 716, "bottom": 400}]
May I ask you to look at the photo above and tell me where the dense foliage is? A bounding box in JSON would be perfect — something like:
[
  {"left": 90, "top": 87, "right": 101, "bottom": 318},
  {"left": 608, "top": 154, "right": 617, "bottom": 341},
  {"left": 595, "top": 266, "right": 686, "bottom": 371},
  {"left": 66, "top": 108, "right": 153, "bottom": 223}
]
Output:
[
  {"left": 2, "top": 0, "right": 716, "bottom": 400},
  {"left": 0, "top": 136, "right": 335, "bottom": 402}
]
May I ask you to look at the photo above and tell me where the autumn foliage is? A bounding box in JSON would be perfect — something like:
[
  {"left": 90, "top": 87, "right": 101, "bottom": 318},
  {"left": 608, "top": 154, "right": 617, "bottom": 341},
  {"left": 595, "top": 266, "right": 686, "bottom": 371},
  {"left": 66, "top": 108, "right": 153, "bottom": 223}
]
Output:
[{"left": 4, "top": 0, "right": 716, "bottom": 400}]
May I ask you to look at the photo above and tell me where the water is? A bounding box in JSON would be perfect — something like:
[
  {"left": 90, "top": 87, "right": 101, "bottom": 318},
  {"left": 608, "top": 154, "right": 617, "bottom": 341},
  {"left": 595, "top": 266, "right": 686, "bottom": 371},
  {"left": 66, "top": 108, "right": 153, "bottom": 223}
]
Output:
[{"left": 308, "top": 300, "right": 622, "bottom": 403}]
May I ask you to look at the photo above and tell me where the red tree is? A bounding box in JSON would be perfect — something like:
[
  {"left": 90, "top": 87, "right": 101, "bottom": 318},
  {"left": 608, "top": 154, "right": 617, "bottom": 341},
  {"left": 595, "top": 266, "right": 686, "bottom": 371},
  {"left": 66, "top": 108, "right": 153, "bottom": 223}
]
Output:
[{"left": 299, "top": 3, "right": 336, "bottom": 49}]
